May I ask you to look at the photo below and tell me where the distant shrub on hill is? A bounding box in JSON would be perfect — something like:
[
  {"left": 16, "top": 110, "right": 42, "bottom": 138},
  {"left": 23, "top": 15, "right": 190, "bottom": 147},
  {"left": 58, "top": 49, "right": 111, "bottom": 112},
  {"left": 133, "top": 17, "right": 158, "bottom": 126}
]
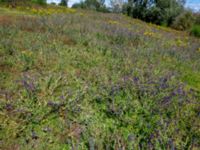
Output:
[
  {"left": 172, "top": 11, "right": 195, "bottom": 30},
  {"left": 72, "top": 0, "right": 109, "bottom": 12},
  {"left": 50, "top": 2, "right": 56, "bottom": 5},
  {"left": 71, "top": 2, "right": 85, "bottom": 9}
]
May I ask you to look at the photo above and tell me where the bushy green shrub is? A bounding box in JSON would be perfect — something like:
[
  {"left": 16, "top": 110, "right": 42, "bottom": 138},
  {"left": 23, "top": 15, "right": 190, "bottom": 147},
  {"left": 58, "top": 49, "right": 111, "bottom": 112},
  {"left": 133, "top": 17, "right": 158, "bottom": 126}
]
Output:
[
  {"left": 172, "top": 11, "right": 195, "bottom": 30},
  {"left": 190, "top": 25, "right": 200, "bottom": 37}
]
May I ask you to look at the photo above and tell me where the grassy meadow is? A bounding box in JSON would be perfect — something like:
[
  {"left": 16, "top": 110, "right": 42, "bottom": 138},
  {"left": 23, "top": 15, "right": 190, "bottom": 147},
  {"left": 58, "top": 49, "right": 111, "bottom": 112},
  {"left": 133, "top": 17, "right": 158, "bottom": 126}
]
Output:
[{"left": 0, "top": 5, "right": 200, "bottom": 150}]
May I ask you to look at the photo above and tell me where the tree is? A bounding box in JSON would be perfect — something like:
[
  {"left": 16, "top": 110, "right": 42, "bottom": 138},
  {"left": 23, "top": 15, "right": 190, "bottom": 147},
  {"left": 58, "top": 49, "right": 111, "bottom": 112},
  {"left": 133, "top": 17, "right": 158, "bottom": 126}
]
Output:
[
  {"left": 110, "top": 0, "right": 124, "bottom": 13},
  {"left": 59, "top": 0, "right": 68, "bottom": 7},
  {"left": 85, "top": 0, "right": 101, "bottom": 10},
  {"left": 155, "top": 0, "right": 185, "bottom": 25}
]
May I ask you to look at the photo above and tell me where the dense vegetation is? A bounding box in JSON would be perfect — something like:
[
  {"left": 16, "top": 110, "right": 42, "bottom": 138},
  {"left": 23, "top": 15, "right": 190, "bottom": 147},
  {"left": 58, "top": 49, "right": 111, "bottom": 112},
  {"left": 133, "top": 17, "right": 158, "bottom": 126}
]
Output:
[
  {"left": 71, "top": 0, "right": 200, "bottom": 37},
  {"left": 0, "top": 4, "right": 200, "bottom": 150}
]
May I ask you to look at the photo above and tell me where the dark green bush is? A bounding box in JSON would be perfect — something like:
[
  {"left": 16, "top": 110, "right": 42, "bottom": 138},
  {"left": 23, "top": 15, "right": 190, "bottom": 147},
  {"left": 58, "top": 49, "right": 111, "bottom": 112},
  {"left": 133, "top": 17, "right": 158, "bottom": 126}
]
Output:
[{"left": 190, "top": 25, "right": 200, "bottom": 37}]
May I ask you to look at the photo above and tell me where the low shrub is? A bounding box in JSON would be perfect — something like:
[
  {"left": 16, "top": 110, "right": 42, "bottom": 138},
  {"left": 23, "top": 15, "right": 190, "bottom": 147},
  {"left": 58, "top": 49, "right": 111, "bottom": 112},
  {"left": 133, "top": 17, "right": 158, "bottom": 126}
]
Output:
[{"left": 190, "top": 25, "right": 200, "bottom": 37}]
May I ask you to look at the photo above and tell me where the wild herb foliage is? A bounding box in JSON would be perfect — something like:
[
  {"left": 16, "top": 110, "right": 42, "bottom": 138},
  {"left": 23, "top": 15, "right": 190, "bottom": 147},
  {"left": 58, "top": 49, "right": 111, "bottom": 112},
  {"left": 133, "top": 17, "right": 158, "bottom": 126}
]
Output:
[{"left": 0, "top": 8, "right": 200, "bottom": 150}]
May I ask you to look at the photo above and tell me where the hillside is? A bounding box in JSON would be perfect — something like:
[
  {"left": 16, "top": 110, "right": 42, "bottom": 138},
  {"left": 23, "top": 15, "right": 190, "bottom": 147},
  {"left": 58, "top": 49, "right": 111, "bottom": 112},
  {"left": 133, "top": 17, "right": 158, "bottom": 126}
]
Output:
[{"left": 0, "top": 6, "right": 200, "bottom": 150}]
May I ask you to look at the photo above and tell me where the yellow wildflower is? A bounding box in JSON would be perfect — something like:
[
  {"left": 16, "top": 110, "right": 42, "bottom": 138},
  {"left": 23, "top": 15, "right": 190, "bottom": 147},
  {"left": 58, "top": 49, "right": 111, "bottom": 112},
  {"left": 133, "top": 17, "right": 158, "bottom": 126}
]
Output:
[
  {"left": 176, "top": 39, "right": 187, "bottom": 47},
  {"left": 108, "top": 20, "right": 118, "bottom": 25}
]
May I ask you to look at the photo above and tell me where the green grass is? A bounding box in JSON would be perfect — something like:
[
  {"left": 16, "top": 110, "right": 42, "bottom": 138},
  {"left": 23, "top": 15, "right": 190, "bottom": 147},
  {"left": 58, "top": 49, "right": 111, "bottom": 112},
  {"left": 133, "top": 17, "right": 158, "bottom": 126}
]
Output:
[{"left": 0, "top": 6, "right": 200, "bottom": 150}]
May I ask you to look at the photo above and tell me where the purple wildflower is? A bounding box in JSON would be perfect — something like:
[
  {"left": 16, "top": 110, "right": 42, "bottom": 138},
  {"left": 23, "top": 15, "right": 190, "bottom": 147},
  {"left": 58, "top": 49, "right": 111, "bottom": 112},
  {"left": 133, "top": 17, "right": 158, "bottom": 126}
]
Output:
[{"left": 4, "top": 103, "right": 13, "bottom": 111}]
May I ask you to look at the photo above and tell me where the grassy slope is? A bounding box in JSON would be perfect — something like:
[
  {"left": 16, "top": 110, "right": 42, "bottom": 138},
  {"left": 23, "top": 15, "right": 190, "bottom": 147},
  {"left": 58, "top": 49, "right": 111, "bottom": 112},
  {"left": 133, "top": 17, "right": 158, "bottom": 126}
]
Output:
[{"left": 0, "top": 6, "right": 200, "bottom": 150}]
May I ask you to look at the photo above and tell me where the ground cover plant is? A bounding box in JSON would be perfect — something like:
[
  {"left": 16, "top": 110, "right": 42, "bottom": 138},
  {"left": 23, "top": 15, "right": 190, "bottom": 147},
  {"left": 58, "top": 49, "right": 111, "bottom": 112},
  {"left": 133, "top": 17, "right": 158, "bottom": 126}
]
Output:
[{"left": 0, "top": 5, "right": 200, "bottom": 150}]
